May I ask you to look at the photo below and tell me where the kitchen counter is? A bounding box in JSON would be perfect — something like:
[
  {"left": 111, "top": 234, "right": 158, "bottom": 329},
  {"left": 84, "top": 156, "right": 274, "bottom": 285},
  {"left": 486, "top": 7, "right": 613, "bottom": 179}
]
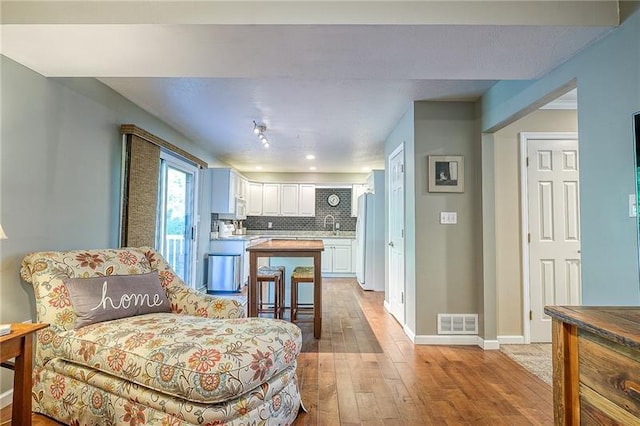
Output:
[
  {"left": 211, "top": 231, "right": 355, "bottom": 241},
  {"left": 210, "top": 235, "right": 260, "bottom": 241},
  {"left": 246, "top": 231, "right": 355, "bottom": 239}
]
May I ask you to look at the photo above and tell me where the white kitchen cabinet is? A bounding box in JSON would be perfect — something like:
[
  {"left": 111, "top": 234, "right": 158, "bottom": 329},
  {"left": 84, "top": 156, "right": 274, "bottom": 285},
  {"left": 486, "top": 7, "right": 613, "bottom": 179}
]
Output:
[
  {"left": 247, "top": 182, "right": 263, "bottom": 216},
  {"left": 299, "top": 184, "right": 316, "bottom": 216},
  {"left": 210, "top": 168, "right": 247, "bottom": 218},
  {"left": 333, "top": 245, "right": 352, "bottom": 273},
  {"left": 280, "top": 184, "right": 299, "bottom": 216},
  {"left": 262, "top": 184, "right": 281, "bottom": 216},
  {"left": 321, "top": 246, "right": 332, "bottom": 274},
  {"left": 237, "top": 176, "right": 248, "bottom": 201},
  {"left": 321, "top": 238, "right": 354, "bottom": 276},
  {"left": 254, "top": 183, "right": 315, "bottom": 217},
  {"left": 351, "top": 184, "right": 367, "bottom": 217}
]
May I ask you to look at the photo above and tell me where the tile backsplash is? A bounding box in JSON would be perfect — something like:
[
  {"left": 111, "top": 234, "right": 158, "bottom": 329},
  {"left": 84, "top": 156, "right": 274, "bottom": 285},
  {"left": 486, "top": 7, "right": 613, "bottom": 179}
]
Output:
[{"left": 241, "top": 188, "right": 357, "bottom": 231}]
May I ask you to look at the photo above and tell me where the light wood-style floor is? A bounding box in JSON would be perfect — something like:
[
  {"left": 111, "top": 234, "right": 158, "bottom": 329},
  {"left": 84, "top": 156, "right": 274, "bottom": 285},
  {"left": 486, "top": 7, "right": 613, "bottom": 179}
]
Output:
[{"left": 1, "top": 278, "right": 553, "bottom": 425}]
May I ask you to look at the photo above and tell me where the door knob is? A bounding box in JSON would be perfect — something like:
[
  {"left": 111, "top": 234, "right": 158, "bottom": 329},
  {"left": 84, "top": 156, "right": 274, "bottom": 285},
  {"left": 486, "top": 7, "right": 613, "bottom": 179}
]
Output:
[{"left": 388, "top": 241, "right": 394, "bottom": 247}]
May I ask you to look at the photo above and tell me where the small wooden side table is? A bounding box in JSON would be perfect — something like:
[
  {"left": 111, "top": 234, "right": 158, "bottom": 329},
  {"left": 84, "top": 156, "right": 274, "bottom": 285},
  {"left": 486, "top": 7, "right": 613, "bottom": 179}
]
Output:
[{"left": 0, "top": 322, "right": 48, "bottom": 426}]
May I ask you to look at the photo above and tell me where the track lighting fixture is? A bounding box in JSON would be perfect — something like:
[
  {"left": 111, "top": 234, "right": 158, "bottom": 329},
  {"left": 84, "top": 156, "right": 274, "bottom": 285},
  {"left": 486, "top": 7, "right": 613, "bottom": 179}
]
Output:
[{"left": 252, "top": 121, "right": 270, "bottom": 148}]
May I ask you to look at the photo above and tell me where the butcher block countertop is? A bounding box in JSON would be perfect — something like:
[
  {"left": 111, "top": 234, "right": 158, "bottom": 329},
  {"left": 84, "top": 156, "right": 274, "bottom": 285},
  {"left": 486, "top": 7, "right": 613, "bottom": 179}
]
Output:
[
  {"left": 246, "top": 238, "right": 324, "bottom": 252},
  {"left": 544, "top": 306, "right": 640, "bottom": 350},
  {"left": 544, "top": 306, "right": 640, "bottom": 425}
]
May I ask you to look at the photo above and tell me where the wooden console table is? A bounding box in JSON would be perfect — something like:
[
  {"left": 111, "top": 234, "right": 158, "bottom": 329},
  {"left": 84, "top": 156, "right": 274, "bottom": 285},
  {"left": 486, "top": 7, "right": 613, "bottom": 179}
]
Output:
[
  {"left": 0, "top": 322, "right": 49, "bottom": 426},
  {"left": 544, "top": 306, "right": 640, "bottom": 425},
  {"left": 247, "top": 239, "right": 324, "bottom": 338}
]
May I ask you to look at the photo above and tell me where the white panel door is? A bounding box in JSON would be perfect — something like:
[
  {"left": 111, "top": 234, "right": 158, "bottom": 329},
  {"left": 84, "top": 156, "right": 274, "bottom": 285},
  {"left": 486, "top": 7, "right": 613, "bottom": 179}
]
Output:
[
  {"left": 388, "top": 144, "right": 405, "bottom": 324},
  {"left": 262, "top": 184, "right": 281, "bottom": 216},
  {"left": 527, "top": 137, "right": 581, "bottom": 342},
  {"left": 281, "top": 184, "right": 299, "bottom": 216}
]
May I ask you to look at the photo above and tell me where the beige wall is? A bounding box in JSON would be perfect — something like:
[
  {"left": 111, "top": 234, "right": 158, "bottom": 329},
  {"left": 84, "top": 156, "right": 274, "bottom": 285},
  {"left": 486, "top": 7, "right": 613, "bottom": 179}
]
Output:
[
  {"left": 493, "top": 109, "right": 578, "bottom": 337},
  {"left": 413, "top": 102, "right": 482, "bottom": 336}
]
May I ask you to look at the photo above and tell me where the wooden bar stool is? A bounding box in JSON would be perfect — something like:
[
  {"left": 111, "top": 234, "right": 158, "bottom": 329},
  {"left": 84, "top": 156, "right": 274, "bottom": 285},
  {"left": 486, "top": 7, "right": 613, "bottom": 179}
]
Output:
[
  {"left": 291, "top": 266, "right": 315, "bottom": 322},
  {"left": 256, "top": 266, "right": 285, "bottom": 319}
]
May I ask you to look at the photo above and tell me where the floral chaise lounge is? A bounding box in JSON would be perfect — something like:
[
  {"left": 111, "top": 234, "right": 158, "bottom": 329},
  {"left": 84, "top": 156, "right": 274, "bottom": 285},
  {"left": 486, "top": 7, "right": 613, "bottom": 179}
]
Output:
[{"left": 20, "top": 247, "right": 302, "bottom": 425}]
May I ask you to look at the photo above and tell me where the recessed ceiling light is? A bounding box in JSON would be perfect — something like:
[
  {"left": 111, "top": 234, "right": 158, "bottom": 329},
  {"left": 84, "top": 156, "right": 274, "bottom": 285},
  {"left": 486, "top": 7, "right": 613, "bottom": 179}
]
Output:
[
  {"left": 361, "top": 166, "right": 370, "bottom": 171},
  {"left": 309, "top": 166, "right": 317, "bottom": 171},
  {"left": 306, "top": 154, "right": 316, "bottom": 160},
  {"left": 255, "top": 166, "right": 263, "bottom": 170}
]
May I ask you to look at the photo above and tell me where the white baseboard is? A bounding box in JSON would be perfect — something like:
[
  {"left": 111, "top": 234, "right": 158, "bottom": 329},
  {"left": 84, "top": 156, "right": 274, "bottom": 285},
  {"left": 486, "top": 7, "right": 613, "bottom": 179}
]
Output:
[
  {"left": 498, "top": 335, "right": 526, "bottom": 345},
  {"left": 409, "top": 335, "right": 501, "bottom": 350},
  {"left": 479, "top": 338, "right": 500, "bottom": 350},
  {"left": 403, "top": 324, "right": 416, "bottom": 343},
  {"left": 413, "top": 334, "right": 481, "bottom": 346},
  {"left": 383, "top": 300, "right": 391, "bottom": 313},
  {"left": 0, "top": 389, "right": 13, "bottom": 410}
]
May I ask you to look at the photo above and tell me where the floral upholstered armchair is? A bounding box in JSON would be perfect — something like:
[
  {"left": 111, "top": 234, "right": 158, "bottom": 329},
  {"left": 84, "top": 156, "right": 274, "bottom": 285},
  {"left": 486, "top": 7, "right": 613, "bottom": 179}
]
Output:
[{"left": 21, "top": 247, "right": 302, "bottom": 425}]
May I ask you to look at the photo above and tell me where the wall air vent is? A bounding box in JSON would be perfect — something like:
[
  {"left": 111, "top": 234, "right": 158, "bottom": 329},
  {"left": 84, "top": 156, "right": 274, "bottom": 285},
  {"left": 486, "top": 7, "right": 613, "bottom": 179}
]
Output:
[{"left": 437, "top": 314, "right": 478, "bottom": 335}]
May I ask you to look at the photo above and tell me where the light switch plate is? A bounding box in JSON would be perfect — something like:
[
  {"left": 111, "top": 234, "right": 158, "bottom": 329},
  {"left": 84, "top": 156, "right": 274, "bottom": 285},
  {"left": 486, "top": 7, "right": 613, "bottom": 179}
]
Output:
[{"left": 440, "top": 212, "right": 457, "bottom": 224}]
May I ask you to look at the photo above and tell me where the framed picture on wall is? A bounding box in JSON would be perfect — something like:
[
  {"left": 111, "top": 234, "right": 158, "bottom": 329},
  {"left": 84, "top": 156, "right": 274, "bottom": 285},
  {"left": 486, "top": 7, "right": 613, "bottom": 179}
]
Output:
[{"left": 428, "top": 155, "right": 464, "bottom": 193}]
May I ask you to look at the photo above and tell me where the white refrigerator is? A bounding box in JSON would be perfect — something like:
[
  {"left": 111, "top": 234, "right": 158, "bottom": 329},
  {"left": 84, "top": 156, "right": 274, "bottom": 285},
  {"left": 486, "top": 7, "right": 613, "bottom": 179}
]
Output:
[{"left": 356, "top": 192, "right": 385, "bottom": 291}]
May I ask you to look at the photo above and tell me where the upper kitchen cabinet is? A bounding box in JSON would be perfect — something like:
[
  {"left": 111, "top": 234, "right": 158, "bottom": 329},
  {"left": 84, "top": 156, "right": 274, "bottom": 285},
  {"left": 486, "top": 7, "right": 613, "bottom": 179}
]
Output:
[
  {"left": 209, "top": 168, "right": 248, "bottom": 219},
  {"left": 280, "top": 184, "right": 299, "bottom": 216},
  {"left": 262, "top": 184, "right": 281, "bottom": 216},
  {"left": 253, "top": 183, "right": 315, "bottom": 217},
  {"left": 247, "top": 182, "right": 263, "bottom": 216},
  {"left": 299, "top": 184, "right": 316, "bottom": 216}
]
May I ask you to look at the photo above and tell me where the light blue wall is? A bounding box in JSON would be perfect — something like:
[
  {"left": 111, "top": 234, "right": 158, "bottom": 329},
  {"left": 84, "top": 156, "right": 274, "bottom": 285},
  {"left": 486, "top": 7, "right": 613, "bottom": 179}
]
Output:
[
  {"left": 0, "top": 56, "right": 217, "bottom": 393},
  {"left": 384, "top": 105, "right": 415, "bottom": 331},
  {"left": 482, "top": 9, "right": 640, "bottom": 304}
]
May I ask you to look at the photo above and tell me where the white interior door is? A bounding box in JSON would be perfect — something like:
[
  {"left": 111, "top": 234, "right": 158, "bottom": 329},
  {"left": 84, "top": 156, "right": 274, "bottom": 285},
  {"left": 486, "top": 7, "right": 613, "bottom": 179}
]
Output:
[
  {"left": 388, "top": 144, "right": 405, "bottom": 324},
  {"left": 524, "top": 134, "right": 581, "bottom": 342}
]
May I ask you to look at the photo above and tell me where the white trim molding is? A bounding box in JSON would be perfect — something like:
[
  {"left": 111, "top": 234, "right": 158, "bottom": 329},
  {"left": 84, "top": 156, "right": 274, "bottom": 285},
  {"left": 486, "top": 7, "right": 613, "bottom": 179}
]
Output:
[
  {"left": 408, "top": 334, "right": 501, "bottom": 350},
  {"left": 479, "top": 339, "right": 500, "bottom": 350},
  {"left": 413, "top": 334, "right": 480, "bottom": 346},
  {"left": 383, "top": 300, "right": 391, "bottom": 314},
  {"left": 403, "top": 324, "right": 416, "bottom": 343},
  {"left": 0, "top": 389, "right": 13, "bottom": 410}
]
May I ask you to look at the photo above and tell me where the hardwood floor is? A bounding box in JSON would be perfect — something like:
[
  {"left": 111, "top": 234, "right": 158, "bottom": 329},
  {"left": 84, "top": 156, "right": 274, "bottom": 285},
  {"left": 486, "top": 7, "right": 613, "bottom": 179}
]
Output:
[
  {"left": 1, "top": 278, "right": 552, "bottom": 425},
  {"left": 293, "top": 278, "right": 553, "bottom": 425}
]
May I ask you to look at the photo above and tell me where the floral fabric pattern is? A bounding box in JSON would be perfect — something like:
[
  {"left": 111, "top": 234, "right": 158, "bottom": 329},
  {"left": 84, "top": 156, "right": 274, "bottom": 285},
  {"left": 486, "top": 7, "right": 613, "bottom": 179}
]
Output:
[
  {"left": 21, "top": 247, "right": 302, "bottom": 425},
  {"left": 52, "top": 314, "right": 301, "bottom": 404}
]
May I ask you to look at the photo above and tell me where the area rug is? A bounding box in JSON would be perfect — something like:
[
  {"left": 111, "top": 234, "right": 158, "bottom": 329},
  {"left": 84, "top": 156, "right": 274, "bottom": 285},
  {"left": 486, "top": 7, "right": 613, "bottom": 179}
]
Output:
[{"left": 500, "top": 343, "right": 552, "bottom": 386}]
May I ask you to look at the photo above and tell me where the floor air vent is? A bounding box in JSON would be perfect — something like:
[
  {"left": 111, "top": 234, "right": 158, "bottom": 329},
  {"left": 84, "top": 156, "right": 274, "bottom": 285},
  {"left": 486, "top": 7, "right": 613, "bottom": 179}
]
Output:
[{"left": 437, "top": 314, "right": 478, "bottom": 335}]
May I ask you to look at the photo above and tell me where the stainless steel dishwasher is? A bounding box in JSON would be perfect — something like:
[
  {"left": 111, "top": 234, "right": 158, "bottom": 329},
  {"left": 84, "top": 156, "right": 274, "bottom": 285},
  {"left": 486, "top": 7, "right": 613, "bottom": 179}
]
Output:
[{"left": 207, "top": 253, "right": 241, "bottom": 293}]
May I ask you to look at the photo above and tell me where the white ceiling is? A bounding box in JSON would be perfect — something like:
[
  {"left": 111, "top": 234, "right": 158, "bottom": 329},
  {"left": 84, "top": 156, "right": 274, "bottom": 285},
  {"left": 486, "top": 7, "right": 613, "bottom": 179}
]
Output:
[{"left": 0, "top": 1, "right": 615, "bottom": 173}]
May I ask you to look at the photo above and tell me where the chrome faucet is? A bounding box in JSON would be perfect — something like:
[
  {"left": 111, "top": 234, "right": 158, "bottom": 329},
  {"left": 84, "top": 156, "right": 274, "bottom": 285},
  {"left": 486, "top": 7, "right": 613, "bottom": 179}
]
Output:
[{"left": 323, "top": 214, "right": 336, "bottom": 234}]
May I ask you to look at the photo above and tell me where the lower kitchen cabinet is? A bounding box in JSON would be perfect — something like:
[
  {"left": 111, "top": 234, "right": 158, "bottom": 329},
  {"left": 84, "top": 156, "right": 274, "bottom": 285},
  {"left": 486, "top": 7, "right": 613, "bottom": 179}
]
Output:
[{"left": 321, "top": 238, "right": 354, "bottom": 276}]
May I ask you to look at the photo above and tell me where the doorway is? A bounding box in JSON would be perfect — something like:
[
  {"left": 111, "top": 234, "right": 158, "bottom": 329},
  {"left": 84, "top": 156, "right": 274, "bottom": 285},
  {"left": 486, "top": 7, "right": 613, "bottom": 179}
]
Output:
[
  {"left": 520, "top": 132, "right": 581, "bottom": 342},
  {"left": 156, "top": 152, "right": 199, "bottom": 287},
  {"left": 387, "top": 143, "right": 405, "bottom": 324}
]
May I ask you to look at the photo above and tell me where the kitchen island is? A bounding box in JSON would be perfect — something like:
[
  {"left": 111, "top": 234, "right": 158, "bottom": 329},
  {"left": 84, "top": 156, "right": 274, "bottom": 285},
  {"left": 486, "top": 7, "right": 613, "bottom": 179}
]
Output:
[
  {"left": 544, "top": 306, "right": 640, "bottom": 425},
  {"left": 247, "top": 239, "right": 324, "bottom": 338}
]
